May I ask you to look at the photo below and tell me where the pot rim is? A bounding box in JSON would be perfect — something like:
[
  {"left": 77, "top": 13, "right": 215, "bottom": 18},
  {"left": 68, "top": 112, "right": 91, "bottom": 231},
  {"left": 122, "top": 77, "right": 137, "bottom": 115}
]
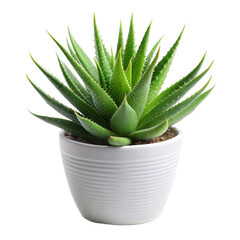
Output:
[{"left": 60, "top": 127, "right": 182, "bottom": 149}]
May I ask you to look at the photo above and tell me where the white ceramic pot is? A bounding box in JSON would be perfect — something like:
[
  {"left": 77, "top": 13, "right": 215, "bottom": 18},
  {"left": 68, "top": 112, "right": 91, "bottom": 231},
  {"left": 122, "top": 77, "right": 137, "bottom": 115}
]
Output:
[{"left": 59, "top": 130, "right": 182, "bottom": 225}]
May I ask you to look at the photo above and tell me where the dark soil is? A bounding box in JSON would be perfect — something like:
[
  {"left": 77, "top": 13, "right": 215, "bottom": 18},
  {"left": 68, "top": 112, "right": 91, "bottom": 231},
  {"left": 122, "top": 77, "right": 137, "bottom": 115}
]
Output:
[
  {"left": 64, "top": 132, "right": 90, "bottom": 144},
  {"left": 64, "top": 127, "right": 178, "bottom": 146}
]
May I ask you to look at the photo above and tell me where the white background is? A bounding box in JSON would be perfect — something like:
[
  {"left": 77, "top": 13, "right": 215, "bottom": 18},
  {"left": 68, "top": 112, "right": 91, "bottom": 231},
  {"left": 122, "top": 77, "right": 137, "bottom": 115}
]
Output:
[{"left": 1, "top": 0, "right": 240, "bottom": 239}]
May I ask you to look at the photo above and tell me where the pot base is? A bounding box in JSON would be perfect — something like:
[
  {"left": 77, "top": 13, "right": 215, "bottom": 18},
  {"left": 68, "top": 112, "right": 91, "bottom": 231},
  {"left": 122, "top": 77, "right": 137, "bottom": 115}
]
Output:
[{"left": 82, "top": 214, "right": 161, "bottom": 225}]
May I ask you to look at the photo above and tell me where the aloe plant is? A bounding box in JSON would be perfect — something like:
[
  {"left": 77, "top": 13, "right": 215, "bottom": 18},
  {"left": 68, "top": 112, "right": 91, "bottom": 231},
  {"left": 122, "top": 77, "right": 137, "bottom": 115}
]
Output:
[{"left": 28, "top": 15, "right": 214, "bottom": 146}]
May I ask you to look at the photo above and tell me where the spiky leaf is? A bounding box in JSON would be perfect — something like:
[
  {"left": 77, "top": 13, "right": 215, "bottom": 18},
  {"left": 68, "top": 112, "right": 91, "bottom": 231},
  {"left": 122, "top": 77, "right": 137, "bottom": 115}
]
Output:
[
  {"left": 27, "top": 76, "right": 79, "bottom": 124},
  {"left": 110, "top": 47, "right": 115, "bottom": 70},
  {"left": 94, "top": 58, "right": 106, "bottom": 90},
  {"left": 129, "top": 120, "right": 168, "bottom": 140},
  {"left": 147, "top": 27, "right": 184, "bottom": 104},
  {"left": 108, "top": 136, "right": 132, "bottom": 146},
  {"left": 115, "top": 21, "right": 124, "bottom": 58},
  {"left": 168, "top": 87, "right": 214, "bottom": 126},
  {"left": 123, "top": 15, "right": 135, "bottom": 70},
  {"left": 30, "top": 54, "right": 108, "bottom": 128},
  {"left": 132, "top": 22, "right": 151, "bottom": 87},
  {"left": 108, "top": 49, "right": 130, "bottom": 105},
  {"left": 139, "top": 78, "right": 211, "bottom": 129},
  {"left": 110, "top": 96, "right": 138, "bottom": 136},
  {"left": 142, "top": 61, "right": 213, "bottom": 123},
  {"left": 75, "top": 113, "right": 116, "bottom": 139},
  {"left": 143, "top": 38, "right": 162, "bottom": 74},
  {"left": 153, "top": 53, "right": 207, "bottom": 103},
  {"left": 58, "top": 58, "right": 90, "bottom": 98},
  {"left": 103, "top": 43, "right": 112, "bottom": 70},
  {"left": 57, "top": 56, "right": 93, "bottom": 105},
  {"left": 125, "top": 58, "right": 132, "bottom": 86},
  {"left": 68, "top": 29, "right": 99, "bottom": 82},
  {"left": 66, "top": 39, "right": 79, "bottom": 62},
  {"left": 93, "top": 15, "right": 112, "bottom": 87},
  {"left": 127, "top": 47, "right": 160, "bottom": 120},
  {"left": 47, "top": 32, "right": 118, "bottom": 120},
  {"left": 29, "top": 112, "right": 105, "bottom": 144}
]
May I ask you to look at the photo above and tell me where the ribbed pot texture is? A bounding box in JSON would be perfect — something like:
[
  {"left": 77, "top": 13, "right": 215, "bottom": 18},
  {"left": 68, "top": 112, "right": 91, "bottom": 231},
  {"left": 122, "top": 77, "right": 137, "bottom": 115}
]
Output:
[{"left": 59, "top": 130, "right": 182, "bottom": 225}]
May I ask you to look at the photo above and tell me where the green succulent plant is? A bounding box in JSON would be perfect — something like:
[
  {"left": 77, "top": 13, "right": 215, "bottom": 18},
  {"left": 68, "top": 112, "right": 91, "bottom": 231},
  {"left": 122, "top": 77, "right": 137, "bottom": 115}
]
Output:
[{"left": 28, "top": 15, "right": 214, "bottom": 146}]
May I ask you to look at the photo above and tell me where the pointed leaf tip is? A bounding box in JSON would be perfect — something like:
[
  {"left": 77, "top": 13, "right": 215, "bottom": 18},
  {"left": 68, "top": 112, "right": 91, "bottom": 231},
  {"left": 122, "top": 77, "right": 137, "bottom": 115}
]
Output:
[
  {"left": 123, "top": 15, "right": 135, "bottom": 70},
  {"left": 110, "top": 97, "right": 138, "bottom": 136},
  {"left": 132, "top": 22, "right": 152, "bottom": 86},
  {"left": 147, "top": 28, "right": 187, "bottom": 104},
  {"left": 149, "top": 19, "right": 153, "bottom": 27},
  {"left": 93, "top": 13, "right": 112, "bottom": 87},
  {"left": 168, "top": 87, "right": 213, "bottom": 127},
  {"left": 68, "top": 28, "right": 99, "bottom": 82},
  {"left": 29, "top": 52, "right": 34, "bottom": 60},
  {"left": 28, "top": 109, "right": 34, "bottom": 115},
  {"left": 182, "top": 24, "right": 186, "bottom": 32},
  {"left": 108, "top": 48, "right": 130, "bottom": 105}
]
